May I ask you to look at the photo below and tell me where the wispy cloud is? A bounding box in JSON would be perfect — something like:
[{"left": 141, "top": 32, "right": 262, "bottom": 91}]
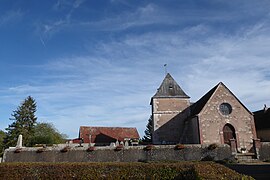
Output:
[
  {"left": 39, "top": 0, "right": 86, "bottom": 41},
  {"left": 53, "top": 0, "right": 85, "bottom": 11},
  {"left": 2, "top": 1, "right": 270, "bottom": 138},
  {"left": 78, "top": 3, "right": 177, "bottom": 32},
  {"left": 0, "top": 10, "right": 23, "bottom": 26},
  {"left": 73, "top": 0, "right": 85, "bottom": 8},
  {"left": 46, "top": 1, "right": 268, "bottom": 34},
  {"left": 7, "top": 16, "right": 270, "bottom": 138}
]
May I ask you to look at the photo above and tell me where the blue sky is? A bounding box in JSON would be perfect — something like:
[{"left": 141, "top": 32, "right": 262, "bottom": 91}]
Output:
[{"left": 1, "top": 0, "right": 270, "bottom": 138}]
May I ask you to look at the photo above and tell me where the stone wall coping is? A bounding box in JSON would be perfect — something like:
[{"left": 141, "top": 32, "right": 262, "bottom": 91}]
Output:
[{"left": 5, "top": 144, "right": 230, "bottom": 152}]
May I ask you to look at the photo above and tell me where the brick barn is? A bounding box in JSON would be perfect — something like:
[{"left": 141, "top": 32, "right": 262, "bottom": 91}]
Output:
[
  {"left": 77, "top": 126, "right": 140, "bottom": 146},
  {"left": 151, "top": 73, "right": 258, "bottom": 151}
]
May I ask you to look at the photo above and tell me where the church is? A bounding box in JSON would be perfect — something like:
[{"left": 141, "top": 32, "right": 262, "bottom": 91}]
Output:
[{"left": 151, "top": 73, "right": 258, "bottom": 151}]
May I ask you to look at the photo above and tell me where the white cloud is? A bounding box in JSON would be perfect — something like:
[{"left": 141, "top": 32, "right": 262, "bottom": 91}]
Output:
[
  {"left": 42, "top": 3, "right": 175, "bottom": 36},
  {"left": 73, "top": 0, "right": 85, "bottom": 8},
  {"left": 0, "top": 10, "right": 23, "bottom": 25},
  {"left": 3, "top": 1, "right": 270, "bottom": 138},
  {"left": 6, "top": 17, "right": 270, "bottom": 138},
  {"left": 51, "top": 20, "right": 270, "bottom": 121},
  {"left": 53, "top": 0, "right": 85, "bottom": 10},
  {"left": 40, "top": 0, "right": 86, "bottom": 40},
  {"left": 80, "top": 4, "right": 176, "bottom": 31}
]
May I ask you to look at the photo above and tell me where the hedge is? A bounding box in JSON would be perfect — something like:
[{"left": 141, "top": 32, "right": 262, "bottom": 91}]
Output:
[{"left": 0, "top": 162, "right": 253, "bottom": 180}]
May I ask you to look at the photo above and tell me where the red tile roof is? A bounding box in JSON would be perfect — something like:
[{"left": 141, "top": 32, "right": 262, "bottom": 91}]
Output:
[{"left": 79, "top": 126, "right": 140, "bottom": 143}]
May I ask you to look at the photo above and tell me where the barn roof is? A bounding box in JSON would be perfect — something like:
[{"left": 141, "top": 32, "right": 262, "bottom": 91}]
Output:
[
  {"left": 153, "top": 73, "right": 189, "bottom": 98},
  {"left": 79, "top": 126, "right": 140, "bottom": 143}
]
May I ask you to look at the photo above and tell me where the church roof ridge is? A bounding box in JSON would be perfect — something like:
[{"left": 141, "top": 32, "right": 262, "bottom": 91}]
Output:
[
  {"left": 152, "top": 73, "right": 190, "bottom": 98},
  {"left": 189, "top": 83, "right": 219, "bottom": 117},
  {"left": 189, "top": 82, "right": 252, "bottom": 117}
]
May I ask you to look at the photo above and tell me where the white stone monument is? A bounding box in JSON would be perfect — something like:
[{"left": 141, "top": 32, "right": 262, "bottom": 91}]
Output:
[
  {"left": 16, "top": 134, "right": 23, "bottom": 148},
  {"left": 110, "top": 142, "right": 116, "bottom": 147},
  {"left": 124, "top": 141, "right": 129, "bottom": 147}
]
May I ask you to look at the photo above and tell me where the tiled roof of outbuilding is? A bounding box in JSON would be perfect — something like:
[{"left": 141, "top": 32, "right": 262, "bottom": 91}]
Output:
[
  {"left": 79, "top": 126, "right": 140, "bottom": 143},
  {"left": 153, "top": 73, "right": 189, "bottom": 98}
]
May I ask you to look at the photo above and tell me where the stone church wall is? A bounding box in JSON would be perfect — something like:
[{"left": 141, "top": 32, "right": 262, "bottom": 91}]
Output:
[
  {"left": 3, "top": 144, "right": 232, "bottom": 163},
  {"left": 152, "top": 98, "right": 190, "bottom": 144},
  {"left": 181, "top": 116, "right": 200, "bottom": 144},
  {"left": 199, "top": 85, "right": 256, "bottom": 151}
]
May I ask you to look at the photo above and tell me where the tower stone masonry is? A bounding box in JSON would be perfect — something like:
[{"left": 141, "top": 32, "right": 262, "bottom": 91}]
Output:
[{"left": 151, "top": 73, "right": 190, "bottom": 144}]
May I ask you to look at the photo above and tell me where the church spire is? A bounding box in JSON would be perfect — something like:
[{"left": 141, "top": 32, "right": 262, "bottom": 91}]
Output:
[{"left": 153, "top": 73, "right": 189, "bottom": 98}]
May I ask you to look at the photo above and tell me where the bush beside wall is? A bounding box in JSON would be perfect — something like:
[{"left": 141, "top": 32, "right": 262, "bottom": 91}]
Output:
[{"left": 0, "top": 162, "right": 253, "bottom": 180}]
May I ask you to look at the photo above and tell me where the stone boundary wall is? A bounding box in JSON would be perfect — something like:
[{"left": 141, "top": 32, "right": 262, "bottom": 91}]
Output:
[
  {"left": 259, "top": 142, "right": 270, "bottom": 161},
  {"left": 3, "top": 144, "right": 232, "bottom": 163}
]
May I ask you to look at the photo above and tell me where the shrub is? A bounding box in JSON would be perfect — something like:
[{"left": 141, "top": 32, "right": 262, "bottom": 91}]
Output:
[
  {"left": 114, "top": 145, "right": 123, "bottom": 151},
  {"left": 144, "top": 145, "right": 154, "bottom": 151},
  {"left": 208, "top": 143, "right": 218, "bottom": 150},
  {"left": 175, "top": 144, "right": 185, "bottom": 150},
  {"left": 14, "top": 148, "right": 22, "bottom": 153},
  {"left": 0, "top": 162, "right": 254, "bottom": 179},
  {"left": 60, "top": 146, "right": 71, "bottom": 153},
  {"left": 36, "top": 148, "right": 46, "bottom": 153},
  {"left": 86, "top": 146, "right": 95, "bottom": 152}
]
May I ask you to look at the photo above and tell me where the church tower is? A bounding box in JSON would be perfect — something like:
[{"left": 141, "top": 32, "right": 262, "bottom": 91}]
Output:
[{"left": 151, "top": 73, "right": 190, "bottom": 144}]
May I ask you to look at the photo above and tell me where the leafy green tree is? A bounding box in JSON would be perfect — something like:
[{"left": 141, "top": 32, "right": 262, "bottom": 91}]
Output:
[
  {"left": 5, "top": 96, "right": 37, "bottom": 147},
  {"left": 29, "top": 123, "right": 67, "bottom": 146},
  {"left": 142, "top": 115, "right": 153, "bottom": 143},
  {"left": 0, "top": 130, "right": 6, "bottom": 157}
]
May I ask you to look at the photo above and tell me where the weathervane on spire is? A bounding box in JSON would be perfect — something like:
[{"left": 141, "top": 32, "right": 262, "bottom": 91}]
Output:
[{"left": 164, "top": 64, "right": 167, "bottom": 76}]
